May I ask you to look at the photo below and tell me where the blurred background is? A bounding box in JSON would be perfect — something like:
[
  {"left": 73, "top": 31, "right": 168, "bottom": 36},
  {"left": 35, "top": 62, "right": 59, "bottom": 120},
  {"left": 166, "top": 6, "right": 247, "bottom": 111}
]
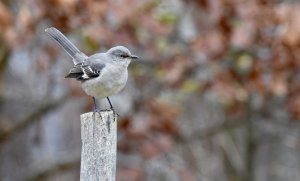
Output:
[{"left": 1, "top": 0, "right": 300, "bottom": 180}]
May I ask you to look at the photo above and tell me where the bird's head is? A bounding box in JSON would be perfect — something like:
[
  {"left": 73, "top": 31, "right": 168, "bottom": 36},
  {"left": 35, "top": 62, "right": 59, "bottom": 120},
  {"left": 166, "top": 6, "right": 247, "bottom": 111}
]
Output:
[{"left": 107, "top": 46, "right": 139, "bottom": 66}]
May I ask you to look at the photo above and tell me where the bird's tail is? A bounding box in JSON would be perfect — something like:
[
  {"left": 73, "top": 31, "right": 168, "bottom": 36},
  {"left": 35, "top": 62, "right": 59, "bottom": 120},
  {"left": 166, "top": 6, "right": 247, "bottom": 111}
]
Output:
[{"left": 45, "top": 27, "right": 87, "bottom": 64}]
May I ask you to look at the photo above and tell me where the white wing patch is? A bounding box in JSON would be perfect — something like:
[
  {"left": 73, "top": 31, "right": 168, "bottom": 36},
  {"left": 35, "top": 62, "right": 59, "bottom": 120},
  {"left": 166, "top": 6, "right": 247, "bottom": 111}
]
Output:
[{"left": 65, "top": 61, "right": 105, "bottom": 81}]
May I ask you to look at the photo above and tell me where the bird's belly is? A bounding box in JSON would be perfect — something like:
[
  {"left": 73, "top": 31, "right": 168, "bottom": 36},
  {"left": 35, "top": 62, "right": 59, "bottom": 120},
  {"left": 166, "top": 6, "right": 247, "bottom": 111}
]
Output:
[{"left": 81, "top": 69, "right": 128, "bottom": 99}]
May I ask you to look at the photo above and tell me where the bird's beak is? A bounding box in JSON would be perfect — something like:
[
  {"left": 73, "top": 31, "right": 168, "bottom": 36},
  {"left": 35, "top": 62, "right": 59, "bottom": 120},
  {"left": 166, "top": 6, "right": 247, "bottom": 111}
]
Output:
[{"left": 130, "top": 55, "right": 139, "bottom": 60}]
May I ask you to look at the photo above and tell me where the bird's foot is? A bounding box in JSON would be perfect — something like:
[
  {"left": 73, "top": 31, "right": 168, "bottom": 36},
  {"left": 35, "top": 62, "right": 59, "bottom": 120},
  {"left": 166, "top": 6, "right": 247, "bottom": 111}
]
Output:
[
  {"left": 93, "top": 108, "right": 101, "bottom": 114},
  {"left": 92, "top": 109, "right": 101, "bottom": 118},
  {"left": 93, "top": 109, "right": 113, "bottom": 113},
  {"left": 111, "top": 108, "right": 119, "bottom": 122},
  {"left": 106, "top": 97, "right": 118, "bottom": 120}
]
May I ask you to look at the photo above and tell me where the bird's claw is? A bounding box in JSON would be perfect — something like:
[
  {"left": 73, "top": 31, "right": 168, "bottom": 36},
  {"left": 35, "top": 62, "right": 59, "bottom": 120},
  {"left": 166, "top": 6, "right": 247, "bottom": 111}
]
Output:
[
  {"left": 111, "top": 108, "right": 118, "bottom": 121},
  {"left": 92, "top": 103, "right": 118, "bottom": 121},
  {"left": 93, "top": 109, "right": 101, "bottom": 113}
]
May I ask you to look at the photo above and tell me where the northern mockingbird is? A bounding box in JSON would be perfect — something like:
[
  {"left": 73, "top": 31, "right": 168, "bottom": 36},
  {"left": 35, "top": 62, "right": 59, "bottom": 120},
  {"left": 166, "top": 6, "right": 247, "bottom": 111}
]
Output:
[{"left": 45, "top": 27, "right": 139, "bottom": 113}]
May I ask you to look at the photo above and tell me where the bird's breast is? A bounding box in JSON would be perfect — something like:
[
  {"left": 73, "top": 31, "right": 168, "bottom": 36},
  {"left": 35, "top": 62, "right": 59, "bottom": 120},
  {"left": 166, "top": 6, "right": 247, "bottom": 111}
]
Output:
[{"left": 81, "top": 65, "right": 128, "bottom": 98}]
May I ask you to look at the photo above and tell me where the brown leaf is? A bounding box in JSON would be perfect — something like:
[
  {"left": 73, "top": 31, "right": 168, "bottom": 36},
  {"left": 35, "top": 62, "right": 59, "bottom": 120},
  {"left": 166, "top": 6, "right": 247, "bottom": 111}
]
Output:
[
  {"left": 145, "top": 100, "right": 180, "bottom": 135},
  {"left": 275, "top": 4, "right": 300, "bottom": 47},
  {"left": 0, "top": 2, "right": 13, "bottom": 29}
]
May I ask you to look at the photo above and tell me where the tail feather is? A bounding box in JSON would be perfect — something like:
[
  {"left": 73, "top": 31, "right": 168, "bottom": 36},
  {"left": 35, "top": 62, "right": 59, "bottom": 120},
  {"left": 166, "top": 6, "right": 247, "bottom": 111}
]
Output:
[
  {"left": 65, "top": 73, "right": 81, "bottom": 78},
  {"left": 65, "top": 72, "right": 86, "bottom": 82},
  {"left": 45, "top": 27, "right": 87, "bottom": 64}
]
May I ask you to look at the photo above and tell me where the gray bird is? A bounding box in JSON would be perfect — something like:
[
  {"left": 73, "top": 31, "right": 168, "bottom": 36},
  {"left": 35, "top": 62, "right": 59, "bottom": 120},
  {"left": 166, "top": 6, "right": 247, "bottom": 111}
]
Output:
[{"left": 45, "top": 27, "right": 139, "bottom": 113}]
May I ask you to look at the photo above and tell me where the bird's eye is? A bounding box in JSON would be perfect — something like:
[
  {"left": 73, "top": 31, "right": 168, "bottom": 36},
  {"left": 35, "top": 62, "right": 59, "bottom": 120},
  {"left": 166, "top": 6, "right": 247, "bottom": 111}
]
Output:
[{"left": 120, "top": 54, "right": 128, "bottom": 58}]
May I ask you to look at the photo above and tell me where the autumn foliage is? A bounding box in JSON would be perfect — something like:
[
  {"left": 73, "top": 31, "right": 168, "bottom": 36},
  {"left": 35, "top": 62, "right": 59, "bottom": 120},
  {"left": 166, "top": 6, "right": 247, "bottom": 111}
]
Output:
[{"left": 1, "top": 0, "right": 300, "bottom": 181}]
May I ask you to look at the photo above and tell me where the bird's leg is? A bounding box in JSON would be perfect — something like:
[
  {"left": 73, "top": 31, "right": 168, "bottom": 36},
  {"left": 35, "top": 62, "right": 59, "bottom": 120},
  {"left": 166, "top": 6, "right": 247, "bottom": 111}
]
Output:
[
  {"left": 106, "top": 97, "right": 114, "bottom": 110},
  {"left": 92, "top": 97, "right": 103, "bottom": 120},
  {"left": 107, "top": 97, "right": 118, "bottom": 121},
  {"left": 93, "top": 96, "right": 100, "bottom": 113}
]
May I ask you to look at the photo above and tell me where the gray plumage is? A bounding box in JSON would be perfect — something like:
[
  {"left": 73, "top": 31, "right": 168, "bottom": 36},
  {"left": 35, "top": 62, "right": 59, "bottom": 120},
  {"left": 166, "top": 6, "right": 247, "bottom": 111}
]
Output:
[
  {"left": 65, "top": 59, "right": 105, "bottom": 81},
  {"left": 45, "top": 27, "right": 139, "bottom": 104},
  {"left": 45, "top": 27, "right": 88, "bottom": 64}
]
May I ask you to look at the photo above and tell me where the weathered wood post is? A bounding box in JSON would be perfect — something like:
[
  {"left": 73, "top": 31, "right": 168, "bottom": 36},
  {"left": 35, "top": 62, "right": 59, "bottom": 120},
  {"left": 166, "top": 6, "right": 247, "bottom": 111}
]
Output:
[{"left": 80, "top": 111, "right": 117, "bottom": 181}]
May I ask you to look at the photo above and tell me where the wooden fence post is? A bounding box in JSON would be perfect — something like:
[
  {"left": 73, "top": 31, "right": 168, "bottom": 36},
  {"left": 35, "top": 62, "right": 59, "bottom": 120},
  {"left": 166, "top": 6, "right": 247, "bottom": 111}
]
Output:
[{"left": 80, "top": 111, "right": 117, "bottom": 181}]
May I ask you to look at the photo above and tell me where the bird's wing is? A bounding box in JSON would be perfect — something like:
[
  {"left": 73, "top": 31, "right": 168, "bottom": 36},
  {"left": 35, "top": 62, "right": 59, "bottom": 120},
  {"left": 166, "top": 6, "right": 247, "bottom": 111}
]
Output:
[
  {"left": 45, "top": 27, "right": 88, "bottom": 64},
  {"left": 65, "top": 60, "right": 105, "bottom": 81}
]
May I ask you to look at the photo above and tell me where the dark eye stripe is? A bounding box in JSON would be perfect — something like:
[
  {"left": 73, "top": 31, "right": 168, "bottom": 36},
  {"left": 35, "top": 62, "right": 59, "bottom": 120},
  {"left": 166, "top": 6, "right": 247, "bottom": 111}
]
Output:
[
  {"left": 120, "top": 54, "right": 129, "bottom": 58},
  {"left": 111, "top": 49, "right": 130, "bottom": 58}
]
